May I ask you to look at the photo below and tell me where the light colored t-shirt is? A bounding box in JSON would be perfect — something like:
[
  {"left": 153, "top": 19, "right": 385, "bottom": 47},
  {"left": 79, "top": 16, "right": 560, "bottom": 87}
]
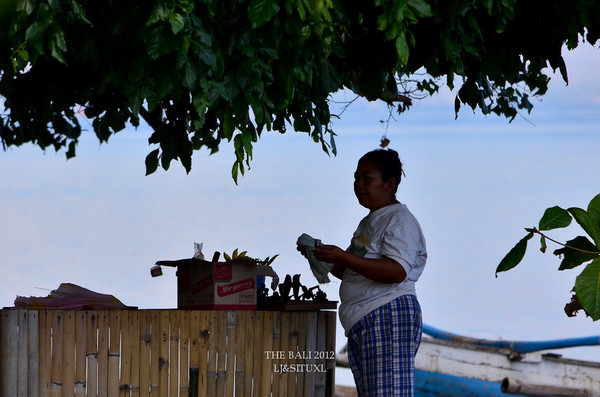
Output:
[{"left": 338, "top": 203, "right": 427, "bottom": 335}]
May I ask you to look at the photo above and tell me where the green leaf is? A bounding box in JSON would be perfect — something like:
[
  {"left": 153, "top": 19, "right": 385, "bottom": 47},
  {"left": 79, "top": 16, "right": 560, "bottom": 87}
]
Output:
[
  {"left": 293, "top": 117, "right": 310, "bottom": 132},
  {"left": 182, "top": 62, "right": 197, "bottom": 89},
  {"left": 395, "top": 31, "right": 409, "bottom": 65},
  {"left": 248, "top": 0, "right": 280, "bottom": 28},
  {"left": 231, "top": 161, "right": 239, "bottom": 185},
  {"left": 232, "top": 161, "right": 239, "bottom": 185},
  {"left": 574, "top": 258, "right": 600, "bottom": 321},
  {"left": 520, "top": 95, "right": 533, "bottom": 113},
  {"left": 66, "top": 140, "right": 77, "bottom": 159},
  {"left": 169, "top": 13, "right": 185, "bottom": 35},
  {"left": 177, "top": 0, "right": 194, "bottom": 14},
  {"left": 16, "top": 0, "right": 34, "bottom": 15},
  {"left": 588, "top": 194, "right": 600, "bottom": 245},
  {"left": 145, "top": 149, "right": 160, "bottom": 175},
  {"left": 554, "top": 236, "right": 599, "bottom": 270},
  {"left": 70, "top": 0, "right": 92, "bottom": 25},
  {"left": 222, "top": 111, "right": 235, "bottom": 141},
  {"left": 539, "top": 206, "right": 572, "bottom": 231},
  {"left": 25, "top": 21, "right": 49, "bottom": 41},
  {"left": 329, "top": 131, "right": 337, "bottom": 156},
  {"left": 569, "top": 194, "right": 600, "bottom": 246},
  {"left": 145, "top": 27, "right": 170, "bottom": 59},
  {"left": 240, "top": 131, "right": 253, "bottom": 158},
  {"left": 320, "top": 61, "right": 341, "bottom": 93},
  {"left": 407, "top": 0, "right": 433, "bottom": 18},
  {"left": 199, "top": 47, "right": 217, "bottom": 69},
  {"left": 233, "top": 134, "right": 245, "bottom": 162},
  {"left": 540, "top": 235, "right": 547, "bottom": 253},
  {"left": 147, "top": 2, "right": 168, "bottom": 24},
  {"left": 49, "top": 34, "right": 67, "bottom": 65},
  {"left": 53, "top": 30, "right": 67, "bottom": 52},
  {"left": 496, "top": 232, "right": 534, "bottom": 276}
]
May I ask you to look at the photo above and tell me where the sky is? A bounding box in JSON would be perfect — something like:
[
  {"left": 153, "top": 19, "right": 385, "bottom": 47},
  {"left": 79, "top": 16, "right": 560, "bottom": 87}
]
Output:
[{"left": 2, "top": 43, "right": 600, "bottom": 385}]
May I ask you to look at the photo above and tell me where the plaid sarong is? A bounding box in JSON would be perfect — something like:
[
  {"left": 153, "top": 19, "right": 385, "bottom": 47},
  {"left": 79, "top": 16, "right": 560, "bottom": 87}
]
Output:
[{"left": 347, "top": 295, "right": 422, "bottom": 397}]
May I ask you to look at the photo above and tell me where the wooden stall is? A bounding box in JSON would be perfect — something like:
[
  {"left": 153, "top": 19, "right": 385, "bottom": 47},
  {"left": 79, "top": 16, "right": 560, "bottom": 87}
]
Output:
[{"left": 0, "top": 309, "right": 336, "bottom": 397}]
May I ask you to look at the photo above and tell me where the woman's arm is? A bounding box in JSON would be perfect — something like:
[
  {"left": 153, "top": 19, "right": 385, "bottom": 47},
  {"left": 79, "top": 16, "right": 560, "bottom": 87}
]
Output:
[
  {"left": 330, "top": 262, "right": 346, "bottom": 280},
  {"left": 312, "top": 244, "right": 406, "bottom": 283}
]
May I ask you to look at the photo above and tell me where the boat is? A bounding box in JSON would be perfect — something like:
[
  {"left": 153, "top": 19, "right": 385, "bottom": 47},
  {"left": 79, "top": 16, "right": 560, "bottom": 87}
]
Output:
[{"left": 335, "top": 324, "right": 600, "bottom": 397}]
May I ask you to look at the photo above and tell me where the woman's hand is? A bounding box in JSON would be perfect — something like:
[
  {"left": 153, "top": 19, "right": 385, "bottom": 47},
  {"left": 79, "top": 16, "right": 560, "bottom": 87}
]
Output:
[
  {"left": 312, "top": 244, "right": 347, "bottom": 264},
  {"left": 312, "top": 244, "right": 347, "bottom": 280},
  {"left": 314, "top": 244, "right": 406, "bottom": 283}
]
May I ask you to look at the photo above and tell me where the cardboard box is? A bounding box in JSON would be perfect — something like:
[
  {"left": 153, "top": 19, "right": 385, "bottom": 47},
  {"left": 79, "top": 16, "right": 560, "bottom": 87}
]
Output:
[{"left": 176, "top": 259, "right": 257, "bottom": 310}]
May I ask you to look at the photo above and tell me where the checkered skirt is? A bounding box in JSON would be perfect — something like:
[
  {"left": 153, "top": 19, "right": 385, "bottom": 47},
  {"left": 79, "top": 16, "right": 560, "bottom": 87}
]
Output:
[{"left": 347, "top": 294, "right": 422, "bottom": 397}]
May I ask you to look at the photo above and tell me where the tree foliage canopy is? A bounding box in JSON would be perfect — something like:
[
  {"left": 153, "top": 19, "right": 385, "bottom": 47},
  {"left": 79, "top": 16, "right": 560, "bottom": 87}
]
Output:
[{"left": 1, "top": 0, "right": 599, "bottom": 180}]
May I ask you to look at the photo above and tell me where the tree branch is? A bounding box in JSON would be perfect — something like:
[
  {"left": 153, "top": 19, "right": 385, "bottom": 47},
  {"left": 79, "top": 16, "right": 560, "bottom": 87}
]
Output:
[
  {"left": 139, "top": 106, "right": 163, "bottom": 132},
  {"left": 532, "top": 228, "right": 600, "bottom": 256},
  {"left": 350, "top": 71, "right": 413, "bottom": 105}
]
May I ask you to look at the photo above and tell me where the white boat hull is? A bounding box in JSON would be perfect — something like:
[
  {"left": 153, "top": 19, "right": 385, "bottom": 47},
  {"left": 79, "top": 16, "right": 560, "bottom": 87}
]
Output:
[{"left": 415, "top": 336, "right": 600, "bottom": 396}]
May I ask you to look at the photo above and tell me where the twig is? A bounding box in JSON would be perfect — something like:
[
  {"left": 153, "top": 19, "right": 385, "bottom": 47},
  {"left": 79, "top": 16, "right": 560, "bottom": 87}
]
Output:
[{"left": 531, "top": 228, "right": 600, "bottom": 256}]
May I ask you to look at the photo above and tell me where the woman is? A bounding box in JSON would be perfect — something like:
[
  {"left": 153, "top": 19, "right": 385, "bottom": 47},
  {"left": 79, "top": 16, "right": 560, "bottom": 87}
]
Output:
[{"left": 312, "top": 148, "right": 427, "bottom": 396}]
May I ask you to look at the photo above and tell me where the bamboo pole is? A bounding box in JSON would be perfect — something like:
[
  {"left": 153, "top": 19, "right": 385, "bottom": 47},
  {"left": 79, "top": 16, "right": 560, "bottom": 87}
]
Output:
[
  {"left": 216, "top": 311, "right": 229, "bottom": 397},
  {"left": 97, "top": 312, "right": 110, "bottom": 397},
  {"left": 259, "top": 311, "right": 274, "bottom": 397},
  {"left": 197, "top": 311, "right": 210, "bottom": 397},
  {"left": 1, "top": 309, "right": 18, "bottom": 396},
  {"left": 17, "top": 310, "right": 29, "bottom": 397},
  {"left": 188, "top": 311, "right": 200, "bottom": 397},
  {"left": 39, "top": 310, "right": 52, "bottom": 397},
  {"left": 314, "top": 312, "right": 327, "bottom": 397},
  {"left": 86, "top": 312, "right": 99, "bottom": 397},
  {"left": 234, "top": 311, "right": 247, "bottom": 397},
  {"left": 120, "top": 310, "right": 133, "bottom": 397},
  {"left": 242, "top": 311, "right": 256, "bottom": 396},
  {"left": 286, "top": 312, "right": 299, "bottom": 397},
  {"left": 179, "top": 311, "right": 190, "bottom": 397},
  {"left": 271, "top": 311, "right": 281, "bottom": 395},
  {"left": 139, "top": 311, "right": 152, "bottom": 397},
  {"left": 74, "top": 312, "right": 87, "bottom": 397},
  {"left": 28, "top": 311, "right": 40, "bottom": 397},
  {"left": 224, "top": 311, "right": 237, "bottom": 397},
  {"left": 50, "top": 311, "right": 64, "bottom": 397},
  {"left": 206, "top": 311, "right": 218, "bottom": 397},
  {"left": 251, "top": 311, "right": 264, "bottom": 397},
  {"left": 169, "top": 311, "right": 181, "bottom": 397},
  {"left": 149, "top": 310, "right": 160, "bottom": 395},
  {"left": 294, "top": 312, "right": 308, "bottom": 397},
  {"left": 108, "top": 311, "right": 121, "bottom": 397},
  {"left": 157, "top": 311, "right": 170, "bottom": 397},
  {"left": 62, "top": 311, "right": 76, "bottom": 397},
  {"left": 130, "top": 310, "right": 141, "bottom": 397},
  {"left": 276, "top": 311, "right": 291, "bottom": 397},
  {"left": 303, "top": 312, "right": 318, "bottom": 395}
]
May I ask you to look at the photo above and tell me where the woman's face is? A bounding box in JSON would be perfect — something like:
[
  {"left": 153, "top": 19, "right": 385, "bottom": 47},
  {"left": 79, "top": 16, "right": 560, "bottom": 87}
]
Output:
[{"left": 353, "top": 159, "right": 397, "bottom": 211}]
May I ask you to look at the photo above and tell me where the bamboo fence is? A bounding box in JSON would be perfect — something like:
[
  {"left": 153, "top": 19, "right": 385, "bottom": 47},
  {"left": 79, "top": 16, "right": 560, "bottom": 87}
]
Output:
[{"left": 0, "top": 309, "right": 336, "bottom": 397}]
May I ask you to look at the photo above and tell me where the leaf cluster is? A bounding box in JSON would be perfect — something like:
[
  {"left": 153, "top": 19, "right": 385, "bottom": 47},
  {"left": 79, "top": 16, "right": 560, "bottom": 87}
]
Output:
[
  {"left": 496, "top": 195, "right": 600, "bottom": 321},
  {"left": 1, "top": 0, "right": 599, "bottom": 178},
  {"left": 1, "top": 0, "right": 341, "bottom": 181}
]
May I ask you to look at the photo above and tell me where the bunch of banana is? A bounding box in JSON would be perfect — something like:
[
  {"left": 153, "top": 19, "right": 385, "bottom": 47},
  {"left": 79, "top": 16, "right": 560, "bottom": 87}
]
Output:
[
  {"left": 223, "top": 249, "right": 279, "bottom": 266},
  {"left": 223, "top": 248, "right": 247, "bottom": 261},
  {"left": 223, "top": 248, "right": 259, "bottom": 265}
]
